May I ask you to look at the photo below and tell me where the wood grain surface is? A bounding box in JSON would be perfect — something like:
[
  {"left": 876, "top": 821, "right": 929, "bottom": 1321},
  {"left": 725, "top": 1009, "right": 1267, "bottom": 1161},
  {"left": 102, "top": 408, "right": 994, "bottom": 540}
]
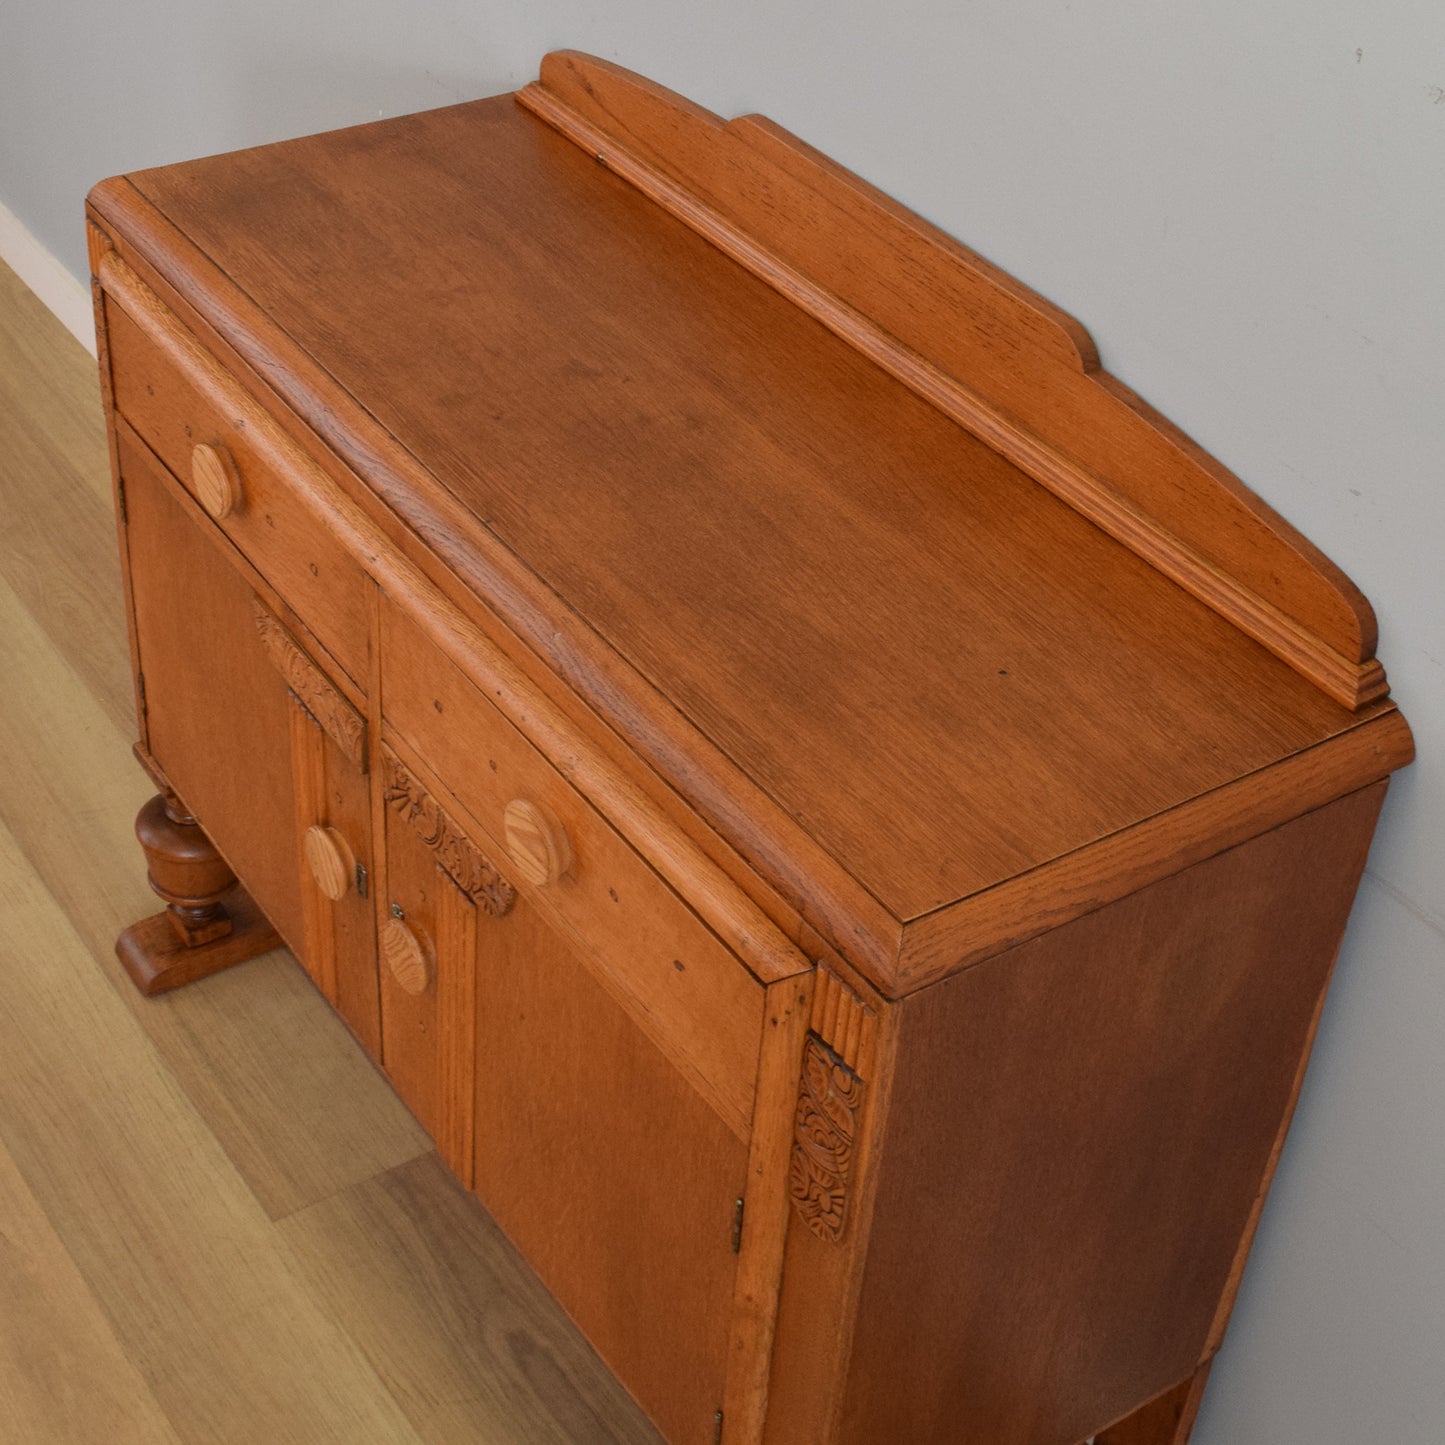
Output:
[
  {"left": 89, "top": 205, "right": 1411, "bottom": 998},
  {"left": 277, "top": 1151, "right": 664, "bottom": 1445},
  {"left": 522, "top": 52, "right": 1382, "bottom": 705},
  {"left": 0, "top": 257, "right": 664, "bottom": 1445},
  {"left": 0, "top": 818, "right": 423, "bottom": 1442},
  {"left": 101, "top": 91, "right": 1381, "bottom": 938},
  {"left": 837, "top": 786, "right": 1385, "bottom": 1445},
  {"left": 91, "top": 177, "right": 884, "bottom": 987},
  {"left": 473, "top": 893, "right": 748, "bottom": 1445},
  {"left": 94, "top": 245, "right": 815, "bottom": 992},
  {"left": 0, "top": 1134, "right": 183, "bottom": 1444},
  {"left": 0, "top": 260, "right": 129, "bottom": 731}
]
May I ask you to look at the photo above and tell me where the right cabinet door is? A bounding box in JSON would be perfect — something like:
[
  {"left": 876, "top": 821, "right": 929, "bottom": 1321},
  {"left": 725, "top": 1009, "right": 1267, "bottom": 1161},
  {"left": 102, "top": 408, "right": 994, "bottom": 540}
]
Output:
[
  {"left": 378, "top": 751, "right": 751, "bottom": 1439},
  {"left": 375, "top": 596, "right": 764, "bottom": 1442},
  {"left": 472, "top": 888, "right": 750, "bottom": 1445},
  {"left": 374, "top": 742, "right": 750, "bottom": 1444}
]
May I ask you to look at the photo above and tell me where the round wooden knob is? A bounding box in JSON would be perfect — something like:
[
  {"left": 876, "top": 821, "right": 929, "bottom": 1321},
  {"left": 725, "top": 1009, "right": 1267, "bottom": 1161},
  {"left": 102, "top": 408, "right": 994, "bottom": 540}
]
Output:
[
  {"left": 191, "top": 442, "right": 243, "bottom": 520},
  {"left": 382, "top": 915, "right": 431, "bottom": 995},
  {"left": 303, "top": 824, "right": 355, "bottom": 901},
  {"left": 503, "top": 798, "right": 572, "bottom": 887}
]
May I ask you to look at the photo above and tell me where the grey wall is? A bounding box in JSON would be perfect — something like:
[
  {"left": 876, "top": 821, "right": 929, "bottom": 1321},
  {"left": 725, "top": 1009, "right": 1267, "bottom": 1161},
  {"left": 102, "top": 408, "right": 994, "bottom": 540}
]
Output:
[{"left": 5, "top": 2, "right": 1443, "bottom": 1439}]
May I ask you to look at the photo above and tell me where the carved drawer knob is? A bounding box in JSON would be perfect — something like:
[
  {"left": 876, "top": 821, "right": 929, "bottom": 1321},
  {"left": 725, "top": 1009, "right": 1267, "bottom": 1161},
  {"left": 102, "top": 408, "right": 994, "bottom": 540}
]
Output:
[
  {"left": 382, "top": 913, "right": 431, "bottom": 995},
  {"left": 304, "top": 824, "right": 356, "bottom": 901},
  {"left": 191, "top": 441, "right": 243, "bottom": 520},
  {"left": 503, "top": 798, "right": 572, "bottom": 887}
]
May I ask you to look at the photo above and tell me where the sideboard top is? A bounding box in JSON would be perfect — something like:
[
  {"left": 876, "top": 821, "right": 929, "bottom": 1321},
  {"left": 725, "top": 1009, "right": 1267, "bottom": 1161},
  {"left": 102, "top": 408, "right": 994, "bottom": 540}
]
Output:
[{"left": 90, "top": 55, "right": 1410, "bottom": 992}]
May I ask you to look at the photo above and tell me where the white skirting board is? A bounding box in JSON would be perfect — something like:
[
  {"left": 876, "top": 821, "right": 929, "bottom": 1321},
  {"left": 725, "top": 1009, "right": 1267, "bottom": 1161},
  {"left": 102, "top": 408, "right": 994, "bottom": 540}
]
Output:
[{"left": 0, "top": 198, "right": 97, "bottom": 357}]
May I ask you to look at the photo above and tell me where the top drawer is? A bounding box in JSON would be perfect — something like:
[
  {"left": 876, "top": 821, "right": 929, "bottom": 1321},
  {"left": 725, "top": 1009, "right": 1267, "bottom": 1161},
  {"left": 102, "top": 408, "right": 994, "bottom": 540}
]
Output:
[{"left": 103, "top": 291, "right": 369, "bottom": 685}]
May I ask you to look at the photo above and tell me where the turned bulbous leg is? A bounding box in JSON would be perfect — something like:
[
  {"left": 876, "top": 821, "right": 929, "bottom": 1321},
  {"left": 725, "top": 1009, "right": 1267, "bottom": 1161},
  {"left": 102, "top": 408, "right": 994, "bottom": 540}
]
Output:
[
  {"left": 135, "top": 791, "right": 237, "bottom": 946},
  {"left": 115, "top": 790, "right": 281, "bottom": 996}
]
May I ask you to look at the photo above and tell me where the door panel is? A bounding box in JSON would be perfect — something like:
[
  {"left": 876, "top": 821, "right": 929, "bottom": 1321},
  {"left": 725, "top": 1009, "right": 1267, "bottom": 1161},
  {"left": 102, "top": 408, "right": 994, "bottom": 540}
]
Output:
[
  {"left": 120, "top": 426, "right": 303, "bottom": 949},
  {"left": 377, "top": 801, "right": 477, "bottom": 1179},
  {"left": 475, "top": 895, "right": 748, "bottom": 1445},
  {"left": 291, "top": 694, "right": 380, "bottom": 1054}
]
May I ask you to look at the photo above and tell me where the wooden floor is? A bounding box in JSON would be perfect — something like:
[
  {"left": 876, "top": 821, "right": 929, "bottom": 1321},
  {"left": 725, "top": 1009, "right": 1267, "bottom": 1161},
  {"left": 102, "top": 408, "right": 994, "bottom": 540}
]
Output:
[{"left": 0, "top": 259, "right": 663, "bottom": 1444}]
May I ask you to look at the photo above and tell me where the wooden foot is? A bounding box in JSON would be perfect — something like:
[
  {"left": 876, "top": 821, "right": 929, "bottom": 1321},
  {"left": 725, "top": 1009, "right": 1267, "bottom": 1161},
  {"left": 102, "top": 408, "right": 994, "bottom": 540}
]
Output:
[
  {"left": 117, "top": 882, "right": 281, "bottom": 995},
  {"left": 1095, "top": 1362, "right": 1212, "bottom": 1445},
  {"left": 115, "top": 792, "right": 281, "bottom": 995}
]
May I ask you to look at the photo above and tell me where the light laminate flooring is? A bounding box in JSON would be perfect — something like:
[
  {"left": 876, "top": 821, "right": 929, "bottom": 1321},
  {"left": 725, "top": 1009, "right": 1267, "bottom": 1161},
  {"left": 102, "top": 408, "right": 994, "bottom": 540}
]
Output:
[{"left": 0, "top": 256, "right": 662, "bottom": 1445}]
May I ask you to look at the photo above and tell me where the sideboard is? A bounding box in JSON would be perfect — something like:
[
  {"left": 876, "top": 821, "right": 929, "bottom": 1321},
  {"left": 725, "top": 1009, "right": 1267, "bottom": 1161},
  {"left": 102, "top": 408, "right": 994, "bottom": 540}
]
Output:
[{"left": 86, "top": 51, "right": 1413, "bottom": 1445}]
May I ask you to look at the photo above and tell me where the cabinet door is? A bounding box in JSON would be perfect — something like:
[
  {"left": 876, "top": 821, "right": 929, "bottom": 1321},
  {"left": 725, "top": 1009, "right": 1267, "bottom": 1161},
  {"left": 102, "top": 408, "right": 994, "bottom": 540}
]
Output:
[
  {"left": 376, "top": 745, "right": 751, "bottom": 1444},
  {"left": 374, "top": 762, "right": 486, "bottom": 1180},
  {"left": 279, "top": 645, "right": 379, "bottom": 1055},
  {"left": 120, "top": 426, "right": 304, "bottom": 948},
  {"left": 474, "top": 897, "right": 749, "bottom": 1445},
  {"left": 121, "top": 426, "right": 379, "bottom": 1046}
]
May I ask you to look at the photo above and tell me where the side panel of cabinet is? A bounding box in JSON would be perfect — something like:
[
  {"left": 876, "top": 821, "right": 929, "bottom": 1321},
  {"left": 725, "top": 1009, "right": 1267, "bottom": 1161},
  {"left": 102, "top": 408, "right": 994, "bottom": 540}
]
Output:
[
  {"left": 835, "top": 783, "right": 1388, "bottom": 1445},
  {"left": 118, "top": 426, "right": 304, "bottom": 950},
  {"left": 474, "top": 896, "right": 750, "bottom": 1445}
]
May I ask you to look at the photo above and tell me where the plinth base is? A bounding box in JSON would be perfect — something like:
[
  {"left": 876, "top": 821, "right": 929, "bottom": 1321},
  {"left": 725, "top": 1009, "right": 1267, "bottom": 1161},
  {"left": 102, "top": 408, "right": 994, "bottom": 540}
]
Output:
[{"left": 116, "top": 883, "right": 282, "bottom": 996}]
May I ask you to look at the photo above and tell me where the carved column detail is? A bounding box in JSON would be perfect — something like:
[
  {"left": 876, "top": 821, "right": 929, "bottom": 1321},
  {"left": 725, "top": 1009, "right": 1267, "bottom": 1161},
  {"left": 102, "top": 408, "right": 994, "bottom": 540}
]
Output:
[
  {"left": 381, "top": 748, "right": 517, "bottom": 915},
  {"left": 789, "top": 967, "right": 878, "bottom": 1244},
  {"left": 252, "top": 599, "right": 367, "bottom": 769},
  {"left": 790, "top": 1036, "right": 864, "bottom": 1244}
]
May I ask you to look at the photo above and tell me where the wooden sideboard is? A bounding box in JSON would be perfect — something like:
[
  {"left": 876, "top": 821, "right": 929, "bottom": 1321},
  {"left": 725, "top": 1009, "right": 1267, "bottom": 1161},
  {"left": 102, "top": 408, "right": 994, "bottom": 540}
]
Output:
[{"left": 87, "top": 51, "right": 1413, "bottom": 1445}]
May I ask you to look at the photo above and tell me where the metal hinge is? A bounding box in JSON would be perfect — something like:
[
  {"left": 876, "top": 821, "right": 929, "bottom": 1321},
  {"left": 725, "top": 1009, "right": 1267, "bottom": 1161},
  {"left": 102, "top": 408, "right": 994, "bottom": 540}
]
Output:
[
  {"left": 116, "top": 475, "right": 127, "bottom": 525},
  {"left": 354, "top": 861, "right": 369, "bottom": 899},
  {"left": 731, "top": 1196, "right": 745, "bottom": 1254},
  {"left": 135, "top": 670, "right": 147, "bottom": 719},
  {"left": 713, "top": 1409, "right": 724, "bottom": 1444}
]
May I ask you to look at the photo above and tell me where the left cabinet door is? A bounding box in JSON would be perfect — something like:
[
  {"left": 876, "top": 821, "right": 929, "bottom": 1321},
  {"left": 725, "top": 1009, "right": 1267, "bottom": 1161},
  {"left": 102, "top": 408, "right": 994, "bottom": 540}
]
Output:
[
  {"left": 118, "top": 424, "right": 380, "bottom": 1050},
  {"left": 120, "top": 424, "right": 303, "bottom": 946}
]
